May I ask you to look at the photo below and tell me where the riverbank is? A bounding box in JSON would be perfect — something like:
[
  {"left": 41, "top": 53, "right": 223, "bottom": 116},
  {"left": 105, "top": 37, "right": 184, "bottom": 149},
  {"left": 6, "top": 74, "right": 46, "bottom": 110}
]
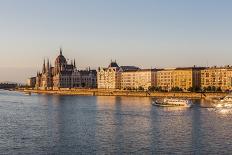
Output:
[{"left": 16, "top": 88, "right": 227, "bottom": 99}]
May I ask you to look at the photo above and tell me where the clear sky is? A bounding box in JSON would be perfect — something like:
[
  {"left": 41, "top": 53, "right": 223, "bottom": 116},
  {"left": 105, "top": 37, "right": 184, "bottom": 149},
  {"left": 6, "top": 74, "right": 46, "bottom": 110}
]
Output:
[{"left": 0, "top": 0, "right": 232, "bottom": 83}]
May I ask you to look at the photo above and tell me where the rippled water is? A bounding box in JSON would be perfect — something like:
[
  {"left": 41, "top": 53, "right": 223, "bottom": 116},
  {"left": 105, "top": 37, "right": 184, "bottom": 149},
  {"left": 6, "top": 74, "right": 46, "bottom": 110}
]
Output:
[{"left": 0, "top": 90, "right": 232, "bottom": 154}]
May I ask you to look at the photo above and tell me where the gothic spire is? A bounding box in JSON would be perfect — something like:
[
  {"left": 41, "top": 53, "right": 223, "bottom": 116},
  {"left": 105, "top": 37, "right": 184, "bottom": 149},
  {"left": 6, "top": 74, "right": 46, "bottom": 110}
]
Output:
[
  {"left": 74, "top": 59, "right": 76, "bottom": 68},
  {"left": 46, "top": 58, "right": 50, "bottom": 72},
  {"left": 42, "top": 59, "right": 46, "bottom": 73},
  {"left": 60, "top": 48, "right": 63, "bottom": 55}
]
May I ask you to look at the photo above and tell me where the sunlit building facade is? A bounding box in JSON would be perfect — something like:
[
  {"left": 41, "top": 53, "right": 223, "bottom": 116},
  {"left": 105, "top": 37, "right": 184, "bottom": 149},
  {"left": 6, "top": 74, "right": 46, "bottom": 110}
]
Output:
[
  {"left": 156, "top": 67, "right": 203, "bottom": 91},
  {"left": 34, "top": 48, "right": 97, "bottom": 90},
  {"left": 172, "top": 67, "right": 203, "bottom": 91},
  {"left": 201, "top": 67, "right": 232, "bottom": 91},
  {"left": 97, "top": 61, "right": 139, "bottom": 89},
  {"left": 97, "top": 61, "right": 121, "bottom": 89},
  {"left": 157, "top": 68, "right": 175, "bottom": 91},
  {"left": 121, "top": 69, "right": 156, "bottom": 90},
  {"left": 27, "top": 77, "right": 36, "bottom": 87}
]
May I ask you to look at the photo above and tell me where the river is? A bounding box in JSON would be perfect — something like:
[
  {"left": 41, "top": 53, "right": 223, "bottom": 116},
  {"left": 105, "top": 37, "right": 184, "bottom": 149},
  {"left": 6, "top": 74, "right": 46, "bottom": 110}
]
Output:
[{"left": 0, "top": 90, "right": 232, "bottom": 154}]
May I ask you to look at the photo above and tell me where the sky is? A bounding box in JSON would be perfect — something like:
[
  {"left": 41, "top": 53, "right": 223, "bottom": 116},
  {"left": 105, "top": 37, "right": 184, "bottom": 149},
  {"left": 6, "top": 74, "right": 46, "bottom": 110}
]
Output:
[{"left": 0, "top": 0, "right": 232, "bottom": 83}]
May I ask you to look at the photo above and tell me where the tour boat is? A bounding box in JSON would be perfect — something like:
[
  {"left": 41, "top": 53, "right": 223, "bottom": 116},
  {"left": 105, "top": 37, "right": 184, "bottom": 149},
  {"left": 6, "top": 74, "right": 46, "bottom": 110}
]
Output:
[
  {"left": 220, "top": 94, "right": 232, "bottom": 103},
  {"left": 152, "top": 98, "right": 192, "bottom": 107},
  {"left": 214, "top": 94, "right": 232, "bottom": 108},
  {"left": 24, "top": 92, "right": 31, "bottom": 96}
]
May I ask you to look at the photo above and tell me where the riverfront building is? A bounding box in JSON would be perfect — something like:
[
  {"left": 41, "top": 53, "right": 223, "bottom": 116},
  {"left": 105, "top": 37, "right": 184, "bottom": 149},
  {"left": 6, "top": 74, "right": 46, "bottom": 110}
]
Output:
[
  {"left": 120, "top": 69, "right": 157, "bottom": 90},
  {"left": 97, "top": 61, "right": 121, "bottom": 89},
  {"left": 98, "top": 64, "right": 205, "bottom": 91},
  {"left": 31, "top": 51, "right": 232, "bottom": 92},
  {"left": 156, "top": 68, "right": 175, "bottom": 91},
  {"left": 33, "top": 49, "right": 97, "bottom": 90},
  {"left": 156, "top": 67, "right": 203, "bottom": 91},
  {"left": 201, "top": 66, "right": 232, "bottom": 91},
  {"left": 172, "top": 67, "right": 203, "bottom": 91},
  {"left": 97, "top": 61, "right": 139, "bottom": 89},
  {"left": 27, "top": 77, "right": 36, "bottom": 87}
]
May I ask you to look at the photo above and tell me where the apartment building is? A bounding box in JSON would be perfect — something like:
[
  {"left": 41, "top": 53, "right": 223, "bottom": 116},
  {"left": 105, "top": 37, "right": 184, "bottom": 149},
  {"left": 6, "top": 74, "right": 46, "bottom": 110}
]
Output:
[
  {"left": 121, "top": 69, "right": 156, "bottom": 90},
  {"left": 201, "top": 67, "right": 232, "bottom": 91}
]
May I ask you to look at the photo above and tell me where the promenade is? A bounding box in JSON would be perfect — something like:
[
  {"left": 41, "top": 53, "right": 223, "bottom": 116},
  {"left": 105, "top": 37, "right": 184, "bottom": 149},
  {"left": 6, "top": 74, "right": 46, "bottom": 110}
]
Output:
[{"left": 18, "top": 88, "right": 227, "bottom": 99}]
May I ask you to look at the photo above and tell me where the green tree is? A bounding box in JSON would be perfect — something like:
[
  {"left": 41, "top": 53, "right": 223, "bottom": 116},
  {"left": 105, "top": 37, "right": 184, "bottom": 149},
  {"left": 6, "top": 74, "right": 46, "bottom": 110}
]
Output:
[
  {"left": 206, "top": 86, "right": 212, "bottom": 92},
  {"left": 171, "top": 87, "right": 183, "bottom": 92},
  {"left": 216, "top": 87, "right": 222, "bottom": 92},
  {"left": 138, "top": 86, "right": 144, "bottom": 91}
]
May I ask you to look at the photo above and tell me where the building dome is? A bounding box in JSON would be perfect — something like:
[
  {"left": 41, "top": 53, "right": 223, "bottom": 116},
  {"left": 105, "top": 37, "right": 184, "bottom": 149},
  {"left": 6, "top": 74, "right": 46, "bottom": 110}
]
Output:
[{"left": 55, "top": 48, "right": 67, "bottom": 65}]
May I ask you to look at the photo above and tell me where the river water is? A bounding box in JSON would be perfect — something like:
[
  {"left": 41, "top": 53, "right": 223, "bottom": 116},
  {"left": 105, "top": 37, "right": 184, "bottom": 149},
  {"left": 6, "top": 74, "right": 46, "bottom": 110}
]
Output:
[{"left": 0, "top": 90, "right": 232, "bottom": 154}]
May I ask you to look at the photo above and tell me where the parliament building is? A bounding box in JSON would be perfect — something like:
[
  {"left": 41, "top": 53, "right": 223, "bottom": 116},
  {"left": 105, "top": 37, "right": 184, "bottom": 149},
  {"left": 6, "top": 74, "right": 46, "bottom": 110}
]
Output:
[{"left": 31, "top": 49, "right": 97, "bottom": 90}]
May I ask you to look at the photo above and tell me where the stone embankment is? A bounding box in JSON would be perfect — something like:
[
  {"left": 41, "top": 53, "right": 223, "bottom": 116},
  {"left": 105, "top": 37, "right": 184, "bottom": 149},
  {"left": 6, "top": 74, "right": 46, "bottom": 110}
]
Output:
[{"left": 18, "top": 88, "right": 227, "bottom": 99}]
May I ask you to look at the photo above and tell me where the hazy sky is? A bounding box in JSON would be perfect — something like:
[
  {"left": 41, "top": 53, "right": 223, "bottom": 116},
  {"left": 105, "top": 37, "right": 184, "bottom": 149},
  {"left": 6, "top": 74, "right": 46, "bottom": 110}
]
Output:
[{"left": 0, "top": 0, "right": 232, "bottom": 83}]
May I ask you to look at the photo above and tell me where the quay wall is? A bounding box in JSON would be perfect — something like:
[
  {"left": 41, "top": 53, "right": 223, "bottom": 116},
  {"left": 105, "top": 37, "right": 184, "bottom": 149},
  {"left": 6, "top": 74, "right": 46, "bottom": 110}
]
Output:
[{"left": 18, "top": 89, "right": 227, "bottom": 99}]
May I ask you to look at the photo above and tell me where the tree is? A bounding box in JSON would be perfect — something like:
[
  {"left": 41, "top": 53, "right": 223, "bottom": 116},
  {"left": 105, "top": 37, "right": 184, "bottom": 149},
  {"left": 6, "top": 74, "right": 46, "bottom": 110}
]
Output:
[
  {"left": 157, "top": 86, "right": 163, "bottom": 92},
  {"left": 211, "top": 86, "right": 216, "bottom": 92},
  {"left": 81, "top": 83, "right": 86, "bottom": 87},
  {"left": 188, "top": 87, "right": 201, "bottom": 92},
  {"left": 195, "top": 87, "right": 201, "bottom": 92},
  {"left": 171, "top": 87, "right": 183, "bottom": 92},
  {"left": 206, "top": 86, "right": 212, "bottom": 92},
  {"left": 216, "top": 87, "right": 222, "bottom": 92},
  {"left": 148, "top": 86, "right": 156, "bottom": 92},
  {"left": 187, "top": 87, "right": 194, "bottom": 92},
  {"left": 138, "top": 86, "right": 144, "bottom": 91},
  {"left": 203, "top": 87, "right": 207, "bottom": 92}
]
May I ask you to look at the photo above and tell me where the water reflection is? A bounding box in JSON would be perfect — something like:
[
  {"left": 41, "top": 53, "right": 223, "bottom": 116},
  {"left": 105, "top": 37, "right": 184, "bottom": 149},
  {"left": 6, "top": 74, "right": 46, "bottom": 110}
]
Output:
[
  {"left": 161, "top": 106, "right": 191, "bottom": 112},
  {"left": 150, "top": 102, "right": 193, "bottom": 154},
  {"left": 96, "top": 96, "right": 152, "bottom": 154}
]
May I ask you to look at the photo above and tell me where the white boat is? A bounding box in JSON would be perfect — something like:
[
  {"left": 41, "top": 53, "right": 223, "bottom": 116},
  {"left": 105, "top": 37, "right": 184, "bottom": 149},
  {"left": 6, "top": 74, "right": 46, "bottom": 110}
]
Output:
[
  {"left": 24, "top": 92, "right": 31, "bottom": 96},
  {"left": 220, "top": 94, "right": 232, "bottom": 103},
  {"left": 214, "top": 94, "right": 232, "bottom": 108},
  {"left": 152, "top": 98, "right": 192, "bottom": 107}
]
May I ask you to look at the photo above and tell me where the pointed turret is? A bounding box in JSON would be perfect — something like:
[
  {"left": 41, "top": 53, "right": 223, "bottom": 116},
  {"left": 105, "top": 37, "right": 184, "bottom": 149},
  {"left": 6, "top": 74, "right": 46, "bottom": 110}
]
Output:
[
  {"left": 42, "top": 59, "right": 46, "bottom": 73},
  {"left": 60, "top": 48, "right": 63, "bottom": 55},
  {"left": 74, "top": 59, "right": 76, "bottom": 68},
  {"left": 49, "top": 60, "right": 52, "bottom": 69},
  {"left": 46, "top": 58, "right": 50, "bottom": 73}
]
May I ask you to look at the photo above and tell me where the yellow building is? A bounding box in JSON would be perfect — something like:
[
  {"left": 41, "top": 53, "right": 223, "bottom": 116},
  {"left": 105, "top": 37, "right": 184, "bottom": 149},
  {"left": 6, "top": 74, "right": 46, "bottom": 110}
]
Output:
[
  {"left": 121, "top": 69, "right": 156, "bottom": 90},
  {"left": 173, "top": 67, "right": 202, "bottom": 91},
  {"left": 201, "top": 67, "right": 232, "bottom": 91},
  {"left": 157, "top": 68, "right": 175, "bottom": 91},
  {"left": 157, "top": 67, "right": 203, "bottom": 91}
]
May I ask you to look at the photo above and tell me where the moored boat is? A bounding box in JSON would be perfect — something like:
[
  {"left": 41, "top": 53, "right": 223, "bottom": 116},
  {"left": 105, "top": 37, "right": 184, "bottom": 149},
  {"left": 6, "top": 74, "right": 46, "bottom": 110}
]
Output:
[
  {"left": 220, "top": 94, "right": 232, "bottom": 103},
  {"left": 24, "top": 92, "right": 31, "bottom": 96},
  {"left": 213, "top": 94, "right": 232, "bottom": 108},
  {"left": 152, "top": 98, "right": 192, "bottom": 107}
]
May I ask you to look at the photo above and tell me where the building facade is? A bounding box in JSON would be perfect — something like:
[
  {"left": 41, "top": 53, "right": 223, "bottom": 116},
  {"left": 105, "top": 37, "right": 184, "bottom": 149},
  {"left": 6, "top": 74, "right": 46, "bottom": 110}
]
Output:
[
  {"left": 97, "top": 61, "right": 140, "bottom": 89},
  {"left": 120, "top": 69, "right": 156, "bottom": 90},
  {"left": 34, "top": 49, "right": 97, "bottom": 90},
  {"left": 27, "top": 77, "right": 36, "bottom": 87},
  {"left": 156, "top": 67, "right": 203, "bottom": 91},
  {"left": 72, "top": 69, "right": 97, "bottom": 88},
  {"left": 97, "top": 61, "right": 121, "bottom": 89},
  {"left": 172, "top": 67, "right": 203, "bottom": 91},
  {"left": 201, "top": 67, "right": 232, "bottom": 91},
  {"left": 157, "top": 68, "right": 175, "bottom": 91}
]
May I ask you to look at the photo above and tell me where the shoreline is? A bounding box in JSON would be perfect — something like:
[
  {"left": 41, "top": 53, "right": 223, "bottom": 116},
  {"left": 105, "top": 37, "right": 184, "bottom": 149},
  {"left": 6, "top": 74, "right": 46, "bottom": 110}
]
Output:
[{"left": 16, "top": 89, "right": 227, "bottom": 99}]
